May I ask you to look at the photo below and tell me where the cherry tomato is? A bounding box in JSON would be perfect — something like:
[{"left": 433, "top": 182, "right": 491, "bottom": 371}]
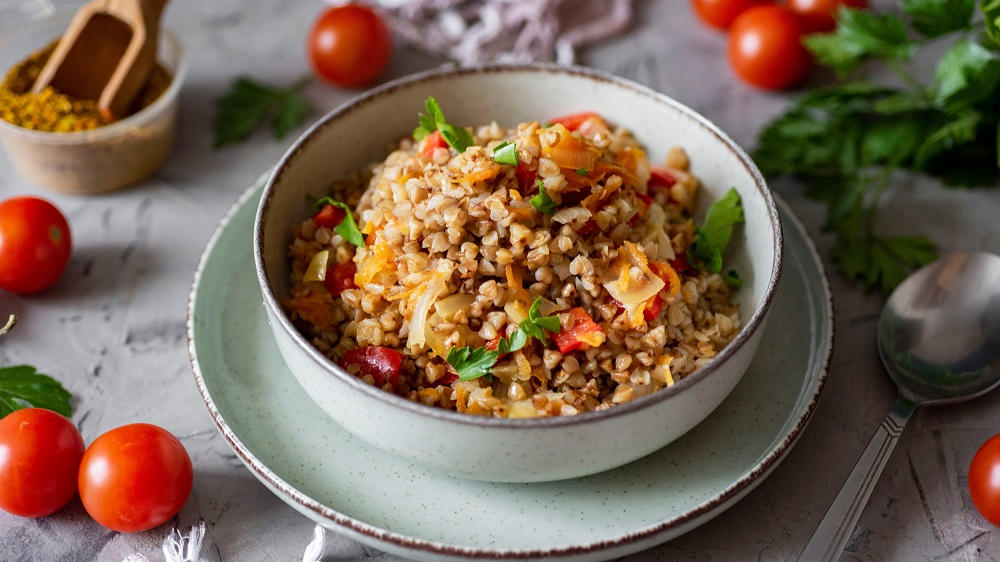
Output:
[
  {"left": 691, "top": 0, "right": 764, "bottom": 30},
  {"left": 78, "top": 424, "right": 193, "bottom": 533},
  {"left": 788, "top": 0, "right": 868, "bottom": 33},
  {"left": 0, "top": 408, "right": 84, "bottom": 518},
  {"left": 0, "top": 197, "right": 71, "bottom": 294},
  {"left": 970, "top": 434, "right": 1000, "bottom": 527},
  {"left": 340, "top": 346, "right": 404, "bottom": 388},
  {"left": 727, "top": 5, "right": 812, "bottom": 90},
  {"left": 324, "top": 261, "right": 357, "bottom": 296},
  {"left": 308, "top": 4, "right": 392, "bottom": 88}
]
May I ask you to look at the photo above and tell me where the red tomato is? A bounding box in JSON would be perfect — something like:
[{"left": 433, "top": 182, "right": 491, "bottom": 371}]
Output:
[
  {"left": 324, "top": 261, "right": 357, "bottom": 296},
  {"left": 0, "top": 197, "right": 72, "bottom": 294},
  {"left": 548, "top": 112, "right": 601, "bottom": 132},
  {"left": 789, "top": 0, "right": 868, "bottom": 33},
  {"left": 691, "top": 0, "right": 764, "bottom": 30},
  {"left": 420, "top": 130, "right": 448, "bottom": 159},
  {"left": 308, "top": 4, "right": 392, "bottom": 88},
  {"left": 970, "top": 434, "right": 1000, "bottom": 527},
  {"left": 515, "top": 162, "right": 538, "bottom": 193},
  {"left": 341, "top": 346, "right": 404, "bottom": 388},
  {"left": 312, "top": 204, "right": 346, "bottom": 229},
  {"left": 727, "top": 5, "right": 813, "bottom": 90},
  {"left": 553, "top": 308, "right": 604, "bottom": 354},
  {"left": 0, "top": 408, "right": 84, "bottom": 518},
  {"left": 79, "top": 424, "right": 193, "bottom": 533}
]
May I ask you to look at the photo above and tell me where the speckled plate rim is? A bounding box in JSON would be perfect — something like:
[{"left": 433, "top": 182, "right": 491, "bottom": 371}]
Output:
[
  {"left": 253, "top": 62, "right": 784, "bottom": 430},
  {"left": 188, "top": 178, "right": 833, "bottom": 560}
]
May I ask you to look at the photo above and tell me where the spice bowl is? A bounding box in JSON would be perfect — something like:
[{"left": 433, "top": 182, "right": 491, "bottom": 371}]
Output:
[{"left": 0, "top": 9, "right": 186, "bottom": 194}]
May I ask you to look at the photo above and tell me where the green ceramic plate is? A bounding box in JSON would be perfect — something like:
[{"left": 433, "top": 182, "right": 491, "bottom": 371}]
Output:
[{"left": 188, "top": 179, "right": 832, "bottom": 561}]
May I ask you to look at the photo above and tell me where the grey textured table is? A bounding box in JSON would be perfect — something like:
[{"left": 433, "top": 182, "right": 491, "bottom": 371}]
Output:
[{"left": 2, "top": 1, "right": 1000, "bottom": 560}]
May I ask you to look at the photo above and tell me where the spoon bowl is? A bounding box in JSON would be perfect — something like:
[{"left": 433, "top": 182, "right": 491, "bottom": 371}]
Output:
[{"left": 803, "top": 251, "right": 1000, "bottom": 561}]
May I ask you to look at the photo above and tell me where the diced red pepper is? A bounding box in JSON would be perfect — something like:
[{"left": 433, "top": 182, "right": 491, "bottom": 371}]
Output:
[
  {"left": 313, "top": 204, "right": 346, "bottom": 229},
  {"left": 560, "top": 187, "right": 591, "bottom": 207},
  {"left": 341, "top": 346, "right": 404, "bottom": 388},
  {"left": 324, "top": 262, "right": 357, "bottom": 296},
  {"left": 553, "top": 308, "right": 604, "bottom": 354},
  {"left": 548, "top": 112, "right": 601, "bottom": 131},
  {"left": 670, "top": 252, "right": 691, "bottom": 273},
  {"left": 438, "top": 372, "right": 459, "bottom": 385},
  {"left": 610, "top": 294, "right": 664, "bottom": 323},
  {"left": 516, "top": 162, "right": 537, "bottom": 193},
  {"left": 420, "top": 130, "right": 448, "bottom": 158},
  {"left": 649, "top": 168, "right": 676, "bottom": 193},
  {"left": 627, "top": 213, "right": 640, "bottom": 227},
  {"left": 578, "top": 219, "right": 599, "bottom": 236}
]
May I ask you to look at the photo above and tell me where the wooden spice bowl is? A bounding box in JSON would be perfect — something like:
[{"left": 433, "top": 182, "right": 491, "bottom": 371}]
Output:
[{"left": 0, "top": 9, "right": 186, "bottom": 195}]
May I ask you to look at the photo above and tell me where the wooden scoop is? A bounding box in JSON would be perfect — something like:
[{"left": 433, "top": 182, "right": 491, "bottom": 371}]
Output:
[{"left": 31, "top": 0, "right": 168, "bottom": 120}]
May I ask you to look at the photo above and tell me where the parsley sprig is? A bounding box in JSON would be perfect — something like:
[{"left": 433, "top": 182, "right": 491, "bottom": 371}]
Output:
[
  {"left": 531, "top": 180, "right": 556, "bottom": 214},
  {"left": 213, "top": 76, "right": 311, "bottom": 148},
  {"left": 0, "top": 365, "right": 73, "bottom": 417},
  {"left": 445, "top": 297, "right": 560, "bottom": 381},
  {"left": 314, "top": 197, "right": 365, "bottom": 247},
  {"left": 755, "top": 0, "right": 1000, "bottom": 294},
  {"left": 413, "top": 97, "right": 475, "bottom": 153},
  {"left": 688, "top": 188, "right": 744, "bottom": 274},
  {"left": 493, "top": 141, "right": 519, "bottom": 166}
]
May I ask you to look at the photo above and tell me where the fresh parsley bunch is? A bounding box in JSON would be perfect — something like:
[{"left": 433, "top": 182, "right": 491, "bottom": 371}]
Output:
[{"left": 755, "top": 0, "right": 1000, "bottom": 294}]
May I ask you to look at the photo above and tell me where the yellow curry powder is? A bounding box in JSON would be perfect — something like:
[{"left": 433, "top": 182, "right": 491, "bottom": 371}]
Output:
[{"left": 0, "top": 41, "right": 171, "bottom": 133}]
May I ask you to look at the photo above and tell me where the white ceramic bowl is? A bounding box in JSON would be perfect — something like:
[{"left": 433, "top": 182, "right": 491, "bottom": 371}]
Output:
[{"left": 255, "top": 64, "right": 782, "bottom": 483}]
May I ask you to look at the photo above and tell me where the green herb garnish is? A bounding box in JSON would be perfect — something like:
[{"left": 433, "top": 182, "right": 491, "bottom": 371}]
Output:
[
  {"left": 313, "top": 197, "right": 365, "bottom": 247},
  {"left": 530, "top": 180, "right": 556, "bottom": 214},
  {"left": 413, "top": 97, "right": 474, "bottom": 153},
  {"left": 754, "top": 1, "right": 1000, "bottom": 293},
  {"left": 445, "top": 297, "right": 560, "bottom": 380},
  {"left": 687, "top": 188, "right": 743, "bottom": 273},
  {"left": 493, "top": 141, "right": 519, "bottom": 166},
  {"left": 0, "top": 365, "right": 73, "bottom": 417},
  {"left": 446, "top": 347, "right": 499, "bottom": 382},
  {"left": 212, "top": 76, "right": 311, "bottom": 148},
  {"left": 575, "top": 168, "right": 589, "bottom": 176},
  {"left": 724, "top": 270, "right": 743, "bottom": 289}
]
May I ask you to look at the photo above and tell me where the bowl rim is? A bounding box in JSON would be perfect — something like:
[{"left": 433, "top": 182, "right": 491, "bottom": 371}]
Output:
[
  {"left": 0, "top": 11, "right": 187, "bottom": 144},
  {"left": 254, "top": 62, "right": 784, "bottom": 429}
]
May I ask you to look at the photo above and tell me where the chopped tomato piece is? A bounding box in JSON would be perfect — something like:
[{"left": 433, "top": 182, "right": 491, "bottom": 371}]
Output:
[
  {"left": 610, "top": 294, "right": 664, "bottom": 323},
  {"left": 548, "top": 112, "right": 601, "bottom": 132},
  {"left": 438, "top": 372, "right": 459, "bottom": 385},
  {"left": 578, "top": 219, "right": 599, "bottom": 237},
  {"left": 627, "top": 213, "right": 640, "bottom": 227},
  {"left": 324, "top": 261, "right": 357, "bottom": 296},
  {"left": 516, "top": 162, "right": 537, "bottom": 192},
  {"left": 636, "top": 192, "right": 653, "bottom": 207},
  {"left": 313, "top": 204, "right": 346, "bottom": 229},
  {"left": 420, "top": 130, "right": 448, "bottom": 158},
  {"left": 670, "top": 253, "right": 691, "bottom": 273},
  {"left": 649, "top": 168, "right": 677, "bottom": 193},
  {"left": 341, "top": 346, "right": 404, "bottom": 388},
  {"left": 553, "top": 308, "right": 604, "bottom": 354}
]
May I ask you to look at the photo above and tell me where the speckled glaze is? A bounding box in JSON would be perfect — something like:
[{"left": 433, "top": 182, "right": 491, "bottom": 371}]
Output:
[
  {"left": 189, "top": 178, "right": 830, "bottom": 561},
  {"left": 254, "top": 64, "right": 782, "bottom": 483}
]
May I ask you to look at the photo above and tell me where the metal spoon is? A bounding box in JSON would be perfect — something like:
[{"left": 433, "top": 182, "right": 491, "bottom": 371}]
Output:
[{"left": 801, "top": 251, "right": 1000, "bottom": 561}]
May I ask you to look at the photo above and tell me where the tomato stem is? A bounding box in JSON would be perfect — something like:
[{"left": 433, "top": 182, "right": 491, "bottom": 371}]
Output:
[{"left": 0, "top": 314, "right": 15, "bottom": 337}]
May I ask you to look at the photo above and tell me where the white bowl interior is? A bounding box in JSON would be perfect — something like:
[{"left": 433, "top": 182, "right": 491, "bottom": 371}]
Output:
[{"left": 261, "top": 67, "right": 777, "bottom": 327}]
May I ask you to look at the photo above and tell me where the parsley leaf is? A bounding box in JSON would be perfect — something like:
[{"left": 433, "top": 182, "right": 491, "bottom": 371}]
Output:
[
  {"left": 902, "top": 0, "right": 975, "bottom": 37},
  {"left": 520, "top": 297, "right": 561, "bottom": 342},
  {"left": 497, "top": 329, "right": 528, "bottom": 354},
  {"left": 531, "top": 181, "right": 556, "bottom": 214},
  {"left": 313, "top": 197, "right": 365, "bottom": 247},
  {"left": 0, "top": 365, "right": 73, "bottom": 417},
  {"left": 446, "top": 347, "right": 499, "bottom": 381},
  {"left": 986, "top": 0, "right": 1000, "bottom": 44},
  {"left": 576, "top": 168, "right": 588, "bottom": 176},
  {"left": 213, "top": 76, "right": 311, "bottom": 148},
  {"left": 804, "top": 8, "right": 913, "bottom": 74},
  {"left": 414, "top": 97, "right": 474, "bottom": 153},
  {"left": 833, "top": 234, "right": 937, "bottom": 294},
  {"left": 493, "top": 141, "right": 519, "bottom": 166},
  {"left": 933, "top": 41, "right": 1000, "bottom": 113},
  {"left": 914, "top": 111, "right": 982, "bottom": 169},
  {"left": 687, "top": 188, "right": 744, "bottom": 273},
  {"left": 723, "top": 270, "right": 743, "bottom": 289}
]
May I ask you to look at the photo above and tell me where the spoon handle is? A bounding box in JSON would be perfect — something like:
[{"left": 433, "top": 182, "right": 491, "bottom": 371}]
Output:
[{"left": 800, "top": 397, "right": 915, "bottom": 561}]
